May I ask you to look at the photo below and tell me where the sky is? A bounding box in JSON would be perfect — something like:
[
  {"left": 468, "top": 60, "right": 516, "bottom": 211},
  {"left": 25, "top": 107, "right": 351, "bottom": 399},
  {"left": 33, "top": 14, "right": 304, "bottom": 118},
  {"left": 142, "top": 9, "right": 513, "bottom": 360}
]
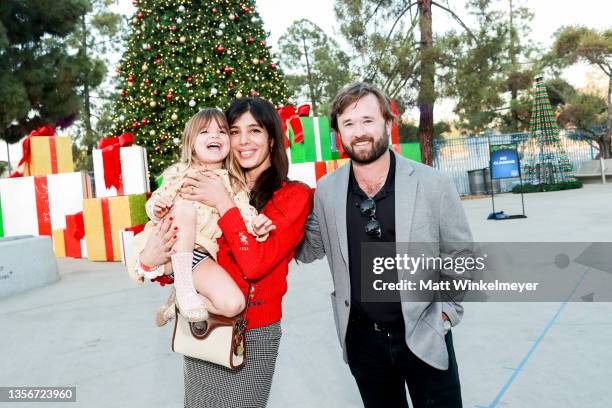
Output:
[{"left": 2, "top": 0, "right": 611, "bottom": 163}]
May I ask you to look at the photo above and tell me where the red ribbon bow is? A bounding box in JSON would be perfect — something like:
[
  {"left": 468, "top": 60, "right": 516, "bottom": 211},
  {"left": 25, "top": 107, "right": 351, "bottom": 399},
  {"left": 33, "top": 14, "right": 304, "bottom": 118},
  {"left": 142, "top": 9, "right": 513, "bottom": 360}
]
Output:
[
  {"left": 97, "top": 132, "right": 135, "bottom": 193},
  {"left": 66, "top": 212, "right": 85, "bottom": 241},
  {"left": 14, "top": 125, "right": 56, "bottom": 175},
  {"left": 277, "top": 104, "right": 310, "bottom": 148},
  {"left": 125, "top": 224, "right": 145, "bottom": 235}
]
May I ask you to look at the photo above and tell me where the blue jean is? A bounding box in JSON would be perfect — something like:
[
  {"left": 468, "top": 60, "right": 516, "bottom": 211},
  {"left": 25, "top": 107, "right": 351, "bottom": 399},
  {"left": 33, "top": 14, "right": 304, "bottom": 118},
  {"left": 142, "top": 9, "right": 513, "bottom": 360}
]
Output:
[{"left": 346, "top": 319, "right": 462, "bottom": 408}]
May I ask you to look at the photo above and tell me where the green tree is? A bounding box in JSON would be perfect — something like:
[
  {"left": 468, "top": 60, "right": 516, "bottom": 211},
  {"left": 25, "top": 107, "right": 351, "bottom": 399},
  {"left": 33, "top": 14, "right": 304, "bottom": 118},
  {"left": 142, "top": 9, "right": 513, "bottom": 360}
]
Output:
[
  {"left": 0, "top": 0, "right": 91, "bottom": 144},
  {"left": 278, "top": 19, "right": 351, "bottom": 116},
  {"left": 553, "top": 26, "right": 612, "bottom": 158},
  {"left": 111, "top": 0, "right": 289, "bottom": 177},
  {"left": 67, "top": 0, "right": 122, "bottom": 171},
  {"left": 443, "top": 0, "right": 537, "bottom": 133},
  {"left": 334, "top": 0, "right": 475, "bottom": 166}
]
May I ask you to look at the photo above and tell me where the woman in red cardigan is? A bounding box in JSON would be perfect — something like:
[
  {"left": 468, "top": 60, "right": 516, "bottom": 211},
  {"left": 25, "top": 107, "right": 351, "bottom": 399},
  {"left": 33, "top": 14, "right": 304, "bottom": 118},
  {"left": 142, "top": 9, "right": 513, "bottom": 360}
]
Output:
[{"left": 139, "top": 97, "right": 312, "bottom": 407}]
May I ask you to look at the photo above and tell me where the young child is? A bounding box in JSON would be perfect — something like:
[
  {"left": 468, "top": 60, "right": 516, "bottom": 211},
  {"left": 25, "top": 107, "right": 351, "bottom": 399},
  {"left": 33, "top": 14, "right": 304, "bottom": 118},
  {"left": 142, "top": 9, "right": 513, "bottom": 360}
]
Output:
[{"left": 130, "top": 108, "right": 273, "bottom": 323}]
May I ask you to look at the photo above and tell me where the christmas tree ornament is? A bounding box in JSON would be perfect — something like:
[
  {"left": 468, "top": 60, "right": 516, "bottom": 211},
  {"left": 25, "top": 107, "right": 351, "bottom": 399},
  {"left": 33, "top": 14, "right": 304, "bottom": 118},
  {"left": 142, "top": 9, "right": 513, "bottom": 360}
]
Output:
[
  {"left": 149, "top": 130, "right": 156, "bottom": 136},
  {"left": 217, "top": 45, "right": 225, "bottom": 54},
  {"left": 173, "top": 138, "right": 181, "bottom": 145},
  {"left": 142, "top": 63, "right": 148, "bottom": 71},
  {"left": 216, "top": 30, "right": 223, "bottom": 37},
  {"left": 171, "top": 113, "right": 179, "bottom": 121},
  {"left": 210, "top": 87, "right": 218, "bottom": 95},
  {"left": 219, "top": 22, "right": 226, "bottom": 29},
  {"left": 176, "top": 17, "right": 183, "bottom": 24},
  {"left": 189, "top": 99, "right": 197, "bottom": 107},
  {"left": 149, "top": 101, "right": 157, "bottom": 107},
  {"left": 178, "top": 5, "right": 185, "bottom": 12},
  {"left": 196, "top": 56, "right": 203, "bottom": 64},
  {"left": 229, "top": 14, "right": 235, "bottom": 20},
  {"left": 236, "top": 36, "right": 242, "bottom": 43},
  {"left": 179, "top": 36, "right": 186, "bottom": 43}
]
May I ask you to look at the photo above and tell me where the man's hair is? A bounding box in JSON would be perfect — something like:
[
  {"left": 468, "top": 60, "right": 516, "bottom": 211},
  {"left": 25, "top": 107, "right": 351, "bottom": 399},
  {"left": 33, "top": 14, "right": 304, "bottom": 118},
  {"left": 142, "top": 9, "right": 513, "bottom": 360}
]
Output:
[{"left": 330, "top": 82, "right": 396, "bottom": 132}]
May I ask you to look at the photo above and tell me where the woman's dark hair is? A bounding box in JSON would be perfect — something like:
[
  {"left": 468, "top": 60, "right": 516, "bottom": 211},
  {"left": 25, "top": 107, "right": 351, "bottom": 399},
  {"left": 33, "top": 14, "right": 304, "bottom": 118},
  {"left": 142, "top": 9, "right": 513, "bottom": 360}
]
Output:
[{"left": 225, "top": 98, "right": 289, "bottom": 211}]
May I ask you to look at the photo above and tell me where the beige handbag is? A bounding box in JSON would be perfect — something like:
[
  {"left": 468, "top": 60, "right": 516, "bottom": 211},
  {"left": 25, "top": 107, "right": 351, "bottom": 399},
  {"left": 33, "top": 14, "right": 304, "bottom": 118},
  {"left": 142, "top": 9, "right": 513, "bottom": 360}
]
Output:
[{"left": 171, "top": 285, "right": 250, "bottom": 369}]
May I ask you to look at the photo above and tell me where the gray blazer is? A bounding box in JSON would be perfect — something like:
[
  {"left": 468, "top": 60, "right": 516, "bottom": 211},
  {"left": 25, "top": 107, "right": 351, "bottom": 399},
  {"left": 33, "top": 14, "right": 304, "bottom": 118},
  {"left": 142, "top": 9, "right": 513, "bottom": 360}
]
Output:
[{"left": 296, "top": 150, "right": 474, "bottom": 370}]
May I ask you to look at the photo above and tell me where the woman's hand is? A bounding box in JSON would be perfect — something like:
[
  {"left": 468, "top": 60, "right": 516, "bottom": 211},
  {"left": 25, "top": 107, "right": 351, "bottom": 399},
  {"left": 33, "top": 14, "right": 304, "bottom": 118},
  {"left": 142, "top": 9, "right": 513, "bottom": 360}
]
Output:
[
  {"left": 179, "top": 171, "right": 235, "bottom": 215},
  {"left": 140, "top": 216, "right": 178, "bottom": 267},
  {"left": 252, "top": 213, "right": 276, "bottom": 236}
]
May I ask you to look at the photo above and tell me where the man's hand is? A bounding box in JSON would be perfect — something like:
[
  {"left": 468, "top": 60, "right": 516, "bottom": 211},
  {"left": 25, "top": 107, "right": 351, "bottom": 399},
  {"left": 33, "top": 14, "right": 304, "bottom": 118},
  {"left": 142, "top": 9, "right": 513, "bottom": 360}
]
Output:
[
  {"left": 442, "top": 312, "right": 451, "bottom": 335},
  {"left": 153, "top": 195, "right": 173, "bottom": 219}
]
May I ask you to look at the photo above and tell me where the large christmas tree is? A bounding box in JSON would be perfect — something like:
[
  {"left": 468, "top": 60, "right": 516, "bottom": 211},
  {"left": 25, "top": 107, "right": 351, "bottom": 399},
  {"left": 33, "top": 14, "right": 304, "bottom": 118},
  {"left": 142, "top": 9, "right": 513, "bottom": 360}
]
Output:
[
  {"left": 521, "top": 75, "right": 577, "bottom": 186},
  {"left": 111, "top": 0, "right": 289, "bottom": 177}
]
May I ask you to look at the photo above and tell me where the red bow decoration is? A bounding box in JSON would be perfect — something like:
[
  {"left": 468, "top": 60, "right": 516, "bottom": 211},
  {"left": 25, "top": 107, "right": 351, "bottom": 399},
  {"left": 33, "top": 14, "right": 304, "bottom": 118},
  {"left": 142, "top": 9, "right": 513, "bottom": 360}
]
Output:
[
  {"left": 97, "top": 132, "right": 135, "bottom": 193},
  {"left": 66, "top": 212, "right": 85, "bottom": 240},
  {"left": 277, "top": 104, "right": 310, "bottom": 148},
  {"left": 125, "top": 224, "right": 145, "bottom": 235},
  {"left": 151, "top": 274, "right": 174, "bottom": 286},
  {"left": 14, "top": 124, "right": 56, "bottom": 176}
]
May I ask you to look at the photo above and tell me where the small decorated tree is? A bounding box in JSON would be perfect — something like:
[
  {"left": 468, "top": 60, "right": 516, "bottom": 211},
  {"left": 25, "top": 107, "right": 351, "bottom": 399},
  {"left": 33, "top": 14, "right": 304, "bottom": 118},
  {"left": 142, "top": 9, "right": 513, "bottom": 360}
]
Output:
[{"left": 520, "top": 75, "right": 579, "bottom": 187}]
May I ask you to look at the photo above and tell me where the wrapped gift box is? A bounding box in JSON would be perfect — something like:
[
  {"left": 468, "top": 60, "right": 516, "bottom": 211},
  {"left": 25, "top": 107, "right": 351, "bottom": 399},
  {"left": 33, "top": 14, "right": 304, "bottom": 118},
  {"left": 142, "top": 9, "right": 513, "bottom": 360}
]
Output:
[
  {"left": 119, "top": 224, "right": 145, "bottom": 267},
  {"left": 24, "top": 136, "right": 74, "bottom": 176},
  {"left": 288, "top": 159, "right": 350, "bottom": 188},
  {"left": 391, "top": 143, "right": 422, "bottom": 162},
  {"left": 0, "top": 172, "right": 92, "bottom": 237},
  {"left": 52, "top": 212, "right": 87, "bottom": 258},
  {"left": 288, "top": 117, "right": 339, "bottom": 164},
  {"left": 83, "top": 194, "right": 148, "bottom": 261},
  {"left": 93, "top": 145, "right": 150, "bottom": 198}
]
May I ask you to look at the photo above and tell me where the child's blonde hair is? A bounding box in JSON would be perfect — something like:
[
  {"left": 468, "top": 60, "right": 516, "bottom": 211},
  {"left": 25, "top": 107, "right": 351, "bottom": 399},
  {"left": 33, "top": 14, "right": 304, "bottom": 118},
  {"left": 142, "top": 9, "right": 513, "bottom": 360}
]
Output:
[{"left": 181, "top": 108, "right": 247, "bottom": 193}]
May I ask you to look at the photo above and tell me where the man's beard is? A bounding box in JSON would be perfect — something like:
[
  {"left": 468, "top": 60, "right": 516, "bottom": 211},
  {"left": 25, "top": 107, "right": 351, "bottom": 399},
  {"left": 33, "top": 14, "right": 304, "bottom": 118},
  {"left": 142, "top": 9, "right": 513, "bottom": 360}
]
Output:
[{"left": 341, "top": 127, "right": 389, "bottom": 164}]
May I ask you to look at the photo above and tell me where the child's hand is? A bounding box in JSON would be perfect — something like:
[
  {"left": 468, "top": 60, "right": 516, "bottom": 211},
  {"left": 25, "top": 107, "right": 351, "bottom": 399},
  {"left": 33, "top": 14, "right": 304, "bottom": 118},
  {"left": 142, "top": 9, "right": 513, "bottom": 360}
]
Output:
[
  {"left": 252, "top": 214, "right": 276, "bottom": 236},
  {"left": 153, "top": 195, "right": 173, "bottom": 218}
]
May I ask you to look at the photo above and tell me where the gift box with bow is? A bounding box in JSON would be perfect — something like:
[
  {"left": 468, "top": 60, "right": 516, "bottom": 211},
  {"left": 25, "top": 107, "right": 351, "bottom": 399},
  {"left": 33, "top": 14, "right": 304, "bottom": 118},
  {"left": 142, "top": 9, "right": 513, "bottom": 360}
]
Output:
[
  {"left": 93, "top": 133, "right": 150, "bottom": 198},
  {"left": 83, "top": 194, "right": 148, "bottom": 261},
  {"left": 16, "top": 125, "right": 74, "bottom": 177},
  {"left": 0, "top": 172, "right": 92, "bottom": 238},
  {"left": 52, "top": 212, "right": 88, "bottom": 258}
]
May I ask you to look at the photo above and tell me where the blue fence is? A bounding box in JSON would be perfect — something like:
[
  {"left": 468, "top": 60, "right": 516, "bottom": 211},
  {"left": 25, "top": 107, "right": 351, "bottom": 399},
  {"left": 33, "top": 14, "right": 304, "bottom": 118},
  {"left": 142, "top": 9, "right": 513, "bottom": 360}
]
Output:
[{"left": 432, "top": 132, "right": 597, "bottom": 195}]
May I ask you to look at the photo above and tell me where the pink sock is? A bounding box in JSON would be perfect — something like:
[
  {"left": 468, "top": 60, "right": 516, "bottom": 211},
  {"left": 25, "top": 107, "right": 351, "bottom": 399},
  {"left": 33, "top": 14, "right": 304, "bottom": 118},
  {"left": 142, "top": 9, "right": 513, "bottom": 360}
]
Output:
[{"left": 171, "top": 252, "right": 208, "bottom": 322}]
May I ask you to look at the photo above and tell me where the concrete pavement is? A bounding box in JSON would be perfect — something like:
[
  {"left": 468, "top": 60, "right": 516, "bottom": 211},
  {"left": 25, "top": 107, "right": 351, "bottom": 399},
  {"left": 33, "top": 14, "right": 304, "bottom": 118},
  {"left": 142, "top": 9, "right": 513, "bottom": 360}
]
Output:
[{"left": 1, "top": 183, "right": 612, "bottom": 407}]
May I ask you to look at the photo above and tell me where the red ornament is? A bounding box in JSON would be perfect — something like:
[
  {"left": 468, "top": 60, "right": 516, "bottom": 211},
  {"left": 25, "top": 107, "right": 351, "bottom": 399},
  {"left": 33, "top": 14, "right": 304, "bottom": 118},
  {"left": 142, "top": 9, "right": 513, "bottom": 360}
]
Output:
[
  {"left": 155, "top": 16, "right": 160, "bottom": 22},
  {"left": 132, "top": 122, "right": 139, "bottom": 129},
  {"left": 247, "top": 37, "right": 255, "bottom": 44},
  {"left": 261, "top": 40, "right": 267, "bottom": 46},
  {"left": 155, "top": 56, "right": 162, "bottom": 65},
  {"left": 170, "top": 25, "right": 177, "bottom": 32},
  {"left": 212, "top": 8, "right": 219, "bottom": 15},
  {"left": 166, "top": 92, "right": 173, "bottom": 101},
  {"left": 270, "top": 63, "right": 277, "bottom": 70},
  {"left": 223, "top": 65, "right": 233, "bottom": 75},
  {"left": 141, "top": 118, "right": 149, "bottom": 126},
  {"left": 250, "top": 89, "right": 258, "bottom": 97},
  {"left": 216, "top": 45, "right": 225, "bottom": 54},
  {"left": 153, "top": 90, "right": 159, "bottom": 96},
  {"left": 154, "top": 145, "right": 161, "bottom": 151},
  {"left": 229, "top": 82, "right": 235, "bottom": 88},
  {"left": 127, "top": 74, "right": 135, "bottom": 83},
  {"left": 137, "top": 11, "right": 144, "bottom": 19},
  {"left": 144, "top": 78, "right": 150, "bottom": 85},
  {"left": 121, "top": 89, "right": 127, "bottom": 97},
  {"left": 259, "top": 59, "right": 265, "bottom": 65},
  {"left": 242, "top": 5, "right": 251, "bottom": 13},
  {"left": 186, "top": 76, "right": 193, "bottom": 83}
]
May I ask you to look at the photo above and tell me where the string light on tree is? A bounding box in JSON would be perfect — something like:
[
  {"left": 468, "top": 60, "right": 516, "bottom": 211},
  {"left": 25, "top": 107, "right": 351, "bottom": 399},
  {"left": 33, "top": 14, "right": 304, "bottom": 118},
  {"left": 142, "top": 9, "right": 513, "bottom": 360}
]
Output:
[{"left": 110, "top": 0, "right": 288, "bottom": 177}]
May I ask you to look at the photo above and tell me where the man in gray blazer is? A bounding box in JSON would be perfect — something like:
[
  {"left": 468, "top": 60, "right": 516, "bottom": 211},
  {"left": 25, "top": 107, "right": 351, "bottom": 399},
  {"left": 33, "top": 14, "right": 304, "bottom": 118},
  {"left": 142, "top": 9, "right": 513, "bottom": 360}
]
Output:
[{"left": 296, "top": 82, "right": 474, "bottom": 407}]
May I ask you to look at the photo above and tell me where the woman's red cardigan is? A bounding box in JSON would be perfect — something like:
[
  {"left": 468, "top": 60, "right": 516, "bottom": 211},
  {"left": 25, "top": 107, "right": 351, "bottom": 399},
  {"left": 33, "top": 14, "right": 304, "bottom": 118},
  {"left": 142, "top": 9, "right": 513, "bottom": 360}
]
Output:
[{"left": 215, "top": 181, "right": 312, "bottom": 329}]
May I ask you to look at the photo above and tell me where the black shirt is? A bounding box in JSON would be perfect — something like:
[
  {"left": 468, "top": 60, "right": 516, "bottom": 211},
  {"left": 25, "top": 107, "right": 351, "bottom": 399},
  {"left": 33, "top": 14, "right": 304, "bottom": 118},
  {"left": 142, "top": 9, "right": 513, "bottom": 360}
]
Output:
[{"left": 346, "top": 150, "right": 403, "bottom": 323}]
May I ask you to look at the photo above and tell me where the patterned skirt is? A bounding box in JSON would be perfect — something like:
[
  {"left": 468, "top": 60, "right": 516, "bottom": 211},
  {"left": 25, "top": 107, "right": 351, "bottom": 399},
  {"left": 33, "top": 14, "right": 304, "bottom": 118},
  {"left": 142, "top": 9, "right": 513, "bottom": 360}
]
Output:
[{"left": 183, "top": 321, "right": 282, "bottom": 408}]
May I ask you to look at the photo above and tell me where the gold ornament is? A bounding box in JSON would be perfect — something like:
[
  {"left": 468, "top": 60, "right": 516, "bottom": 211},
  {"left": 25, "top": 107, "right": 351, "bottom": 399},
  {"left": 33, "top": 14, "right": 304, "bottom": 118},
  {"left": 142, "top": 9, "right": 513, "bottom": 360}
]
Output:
[
  {"left": 196, "top": 57, "right": 203, "bottom": 64},
  {"left": 150, "top": 101, "right": 157, "bottom": 107},
  {"left": 171, "top": 113, "right": 178, "bottom": 120}
]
